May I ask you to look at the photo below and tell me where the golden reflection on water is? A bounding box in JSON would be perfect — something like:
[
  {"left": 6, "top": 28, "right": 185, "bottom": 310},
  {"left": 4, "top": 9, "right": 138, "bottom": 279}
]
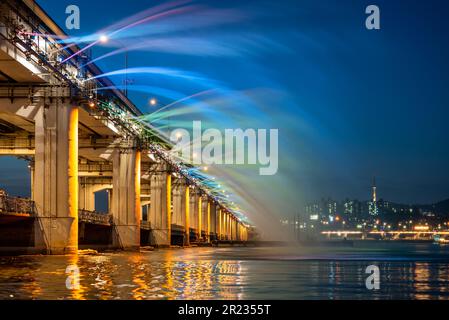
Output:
[
  {"left": 1, "top": 246, "right": 449, "bottom": 300},
  {"left": 28, "top": 249, "right": 247, "bottom": 300},
  {"left": 88, "top": 255, "right": 115, "bottom": 299},
  {"left": 130, "top": 254, "right": 150, "bottom": 300},
  {"left": 66, "top": 254, "right": 86, "bottom": 300},
  {"left": 413, "top": 262, "right": 432, "bottom": 300}
]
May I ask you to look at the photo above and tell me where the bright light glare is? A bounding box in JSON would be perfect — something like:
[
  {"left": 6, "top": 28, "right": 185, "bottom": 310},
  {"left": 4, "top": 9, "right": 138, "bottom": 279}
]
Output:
[{"left": 99, "top": 35, "right": 109, "bottom": 43}]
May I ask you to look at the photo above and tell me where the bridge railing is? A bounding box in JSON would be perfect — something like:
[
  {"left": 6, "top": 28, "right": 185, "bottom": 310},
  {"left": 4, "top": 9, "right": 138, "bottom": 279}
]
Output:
[
  {"left": 78, "top": 209, "right": 113, "bottom": 226},
  {"left": 0, "top": 194, "right": 36, "bottom": 216},
  {"left": 140, "top": 220, "right": 151, "bottom": 230}
]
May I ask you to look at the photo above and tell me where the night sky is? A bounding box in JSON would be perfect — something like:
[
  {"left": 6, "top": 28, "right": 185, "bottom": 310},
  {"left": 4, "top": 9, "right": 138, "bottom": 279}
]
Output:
[{"left": 1, "top": 0, "right": 449, "bottom": 229}]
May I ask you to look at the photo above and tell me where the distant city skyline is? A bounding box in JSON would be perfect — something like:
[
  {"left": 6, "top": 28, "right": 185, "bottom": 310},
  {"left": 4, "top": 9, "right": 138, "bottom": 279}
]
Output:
[{"left": 307, "top": 176, "right": 449, "bottom": 206}]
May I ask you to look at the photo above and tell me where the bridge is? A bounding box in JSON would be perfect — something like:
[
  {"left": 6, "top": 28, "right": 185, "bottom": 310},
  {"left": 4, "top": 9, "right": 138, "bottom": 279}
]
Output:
[
  {"left": 0, "top": 0, "right": 249, "bottom": 254},
  {"left": 321, "top": 230, "right": 449, "bottom": 240}
]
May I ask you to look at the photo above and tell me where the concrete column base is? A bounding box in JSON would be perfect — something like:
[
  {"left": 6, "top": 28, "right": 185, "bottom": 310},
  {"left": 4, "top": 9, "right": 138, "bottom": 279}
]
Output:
[
  {"left": 35, "top": 217, "right": 78, "bottom": 255},
  {"left": 151, "top": 229, "right": 170, "bottom": 247},
  {"left": 113, "top": 225, "right": 140, "bottom": 251}
]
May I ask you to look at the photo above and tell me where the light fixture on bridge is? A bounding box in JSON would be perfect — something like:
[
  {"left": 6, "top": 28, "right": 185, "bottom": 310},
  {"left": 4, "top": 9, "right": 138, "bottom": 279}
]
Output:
[
  {"left": 99, "top": 35, "right": 109, "bottom": 44},
  {"left": 149, "top": 98, "right": 157, "bottom": 106}
]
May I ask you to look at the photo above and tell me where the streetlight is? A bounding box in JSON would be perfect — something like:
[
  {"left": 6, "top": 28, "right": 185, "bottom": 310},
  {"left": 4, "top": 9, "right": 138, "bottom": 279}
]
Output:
[{"left": 99, "top": 35, "right": 109, "bottom": 44}]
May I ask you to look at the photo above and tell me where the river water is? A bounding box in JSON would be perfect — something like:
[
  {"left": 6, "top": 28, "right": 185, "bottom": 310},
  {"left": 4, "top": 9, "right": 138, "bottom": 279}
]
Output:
[{"left": 1, "top": 242, "right": 449, "bottom": 300}]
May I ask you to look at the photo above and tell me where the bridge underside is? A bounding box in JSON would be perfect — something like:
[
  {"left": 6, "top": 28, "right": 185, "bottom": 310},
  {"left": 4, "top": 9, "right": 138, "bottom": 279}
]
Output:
[
  {"left": 0, "top": 88, "right": 246, "bottom": 254},
  {"left": 0, "top": 212, "right": 222, "bottom": 254}
]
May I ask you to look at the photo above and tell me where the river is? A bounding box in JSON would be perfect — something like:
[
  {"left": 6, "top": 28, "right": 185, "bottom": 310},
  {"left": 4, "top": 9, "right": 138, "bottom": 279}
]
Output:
[{"left": 1, "top": 241, "right": 449, "bottom": 300}]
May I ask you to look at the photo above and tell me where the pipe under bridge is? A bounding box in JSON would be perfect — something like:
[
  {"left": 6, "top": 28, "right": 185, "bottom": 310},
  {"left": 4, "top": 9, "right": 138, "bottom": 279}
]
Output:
[{"left": 0, "top": 0, "right": 249, "bottom": 254}]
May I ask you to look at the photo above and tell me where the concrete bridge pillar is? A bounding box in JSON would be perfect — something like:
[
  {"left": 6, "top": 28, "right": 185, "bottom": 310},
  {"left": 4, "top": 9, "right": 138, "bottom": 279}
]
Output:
[
  {"left": 226, "top": 213, "right": 231, "bottom": 240},
  {"left": 111, "top": 149, "right": 141, "bottom": 250},
  {"left": 236, "top": 222, "right": 240, "bottom": 241},
  {"left": 209, "top": 202, "right": 217, "bottom": 240},
  {"left": 215, "top": 205, "right": 221, "bottom": 240},
  {"left": 231, "top": 216, "right": 235, "bottom": 240},
  {"left": 218, "top": 208, "right": 224, "bottom": 240},
  {"left": 227, "top": 213, "right": 232, "bottom": 240},
  {"left": 184, "top": 185, "right": 190, "bottom": 246},
  {"left": 189, "top": 189, "right": 200, "bottom": 242},
  {"left": 223, "top": 210, "right": 228, "bottom": 240},
  {"left": 197, "top": 195, "right": 203, "bottom": 241},
  {"left": 33, "top": 102, "right": 79, "bottom": 254},
  {"left": 220, "top": 209, "right": 226, "bottom": 240},
  {"left": 172, "top": 184, "right": 183, "bottom": 227},
  {"left": 233, "top": 218, "right": 238, "bottom": 241},
  {"left": 149, "top": 164, "right": 171, "bottom": 246},
  {"left": 173, "top": 181, "right": 193, "bottom": 245},
  {"left": 230, "top": 217, "right": 234, "bottom": 240},
  {"left": 238, "top": 222, "right": 243, "bottom": 241},
  {"left": 79, "top": 179, "right": 95, "bottom": 211},
  {"left": 243, "top": 227, "right": 248, "bottom": 241},
  {"left": 201, "top": 195, "right": 210, "bottom": 243},
  {"left": 234, "top": 219, "right": 238, "bottom": 241}
]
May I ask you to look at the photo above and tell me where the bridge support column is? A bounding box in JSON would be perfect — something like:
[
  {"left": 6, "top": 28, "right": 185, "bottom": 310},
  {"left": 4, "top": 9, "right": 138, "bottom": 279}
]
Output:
[
  {"left": 173, "top": 181, "right": 191, "bottom": 245},
  {"left": 201, "top": 196, "right": 210, "bottom": 243},
  {"left": 225, "top": 213, "right": 229, "bottom": 240},
  {"left": 231, "top": 216, "right": 235, "bottom": 240},
  {"left": 34, "top": 102, "right": 78, "bottom": 254},
  {"left": 189, "top": 189, "right": 200, "bottom": 242},
  {"left": 184, "top": 185, "right": 190, "bottom": 246},
  {"left": 227, "top": 213, "right": 231, "bottom": 240},
  {"left": 79, "top": 179, "right": 95, "bottom": 211},
  {"left": 197, "top": 195, "right": 203, "bottom": 241},
  {"left": 111, "top": 149, "right": 141, "bottom": 250},
  {"left": 236, "top": 222, "right": 240, "bottom": 241},
  {"left": 217, "top": 208, "right": 223, "bottom": 240},
  {"left": 172, "top": 184, "right": 183, "bottom": 227},
  {"left": 230, "top": 217, "right": 234, "bottom": 241},
  {"left": 209, "top": 202, "right": 216, "bottom": 241},
  {"left": 234, "top": 219, "right": 238, "bottom": 241},
  {"left": 238, "top": 222, "right": 243, "bottom": 241},
  {"left": 149, "top": 165, "right": 171, "bottom": 247},
  {"left": 222, "top": 211, "right": 227, "bottom": 240}
]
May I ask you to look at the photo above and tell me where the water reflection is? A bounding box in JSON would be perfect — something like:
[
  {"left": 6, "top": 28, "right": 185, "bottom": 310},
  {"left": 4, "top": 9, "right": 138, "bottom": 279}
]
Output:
[
  {"left": 0, "top": 245, "right": 449, "bottom": 300},
  {"left": 66, "top": 255, "right": 85, "bottom": 300}
]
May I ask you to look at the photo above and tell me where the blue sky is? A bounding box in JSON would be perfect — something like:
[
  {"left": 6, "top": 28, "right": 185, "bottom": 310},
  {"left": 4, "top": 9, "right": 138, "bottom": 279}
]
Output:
[{"left": 1, "top": 0, "right": 449, "bottom": 217}]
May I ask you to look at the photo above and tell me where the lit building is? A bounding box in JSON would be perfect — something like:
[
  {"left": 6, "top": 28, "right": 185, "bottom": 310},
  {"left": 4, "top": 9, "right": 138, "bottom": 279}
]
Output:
[{"left": 369, "top": 177, "right": 379, "bottom": 216}]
